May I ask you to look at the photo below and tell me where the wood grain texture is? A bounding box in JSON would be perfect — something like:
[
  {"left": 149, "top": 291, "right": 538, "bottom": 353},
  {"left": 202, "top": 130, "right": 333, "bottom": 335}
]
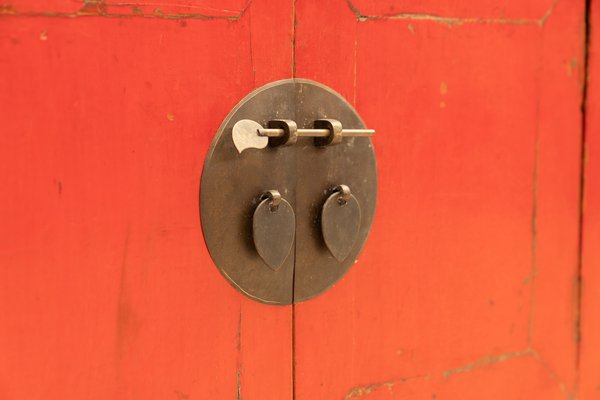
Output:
[
  {"left": 0, "top": 1, "right": 293, "bottom": 399},
  {"left": 294, "top": 0, "right": 585, "bottom": 398}
]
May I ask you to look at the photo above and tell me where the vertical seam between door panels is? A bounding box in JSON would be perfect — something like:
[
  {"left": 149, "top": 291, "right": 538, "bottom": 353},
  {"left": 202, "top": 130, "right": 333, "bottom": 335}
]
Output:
[
  {"left": 291, "top": 3, "right": 298, "bottom": 399},
  {"left": 292, "top": 0, "right": 297, "bottom": 78}
]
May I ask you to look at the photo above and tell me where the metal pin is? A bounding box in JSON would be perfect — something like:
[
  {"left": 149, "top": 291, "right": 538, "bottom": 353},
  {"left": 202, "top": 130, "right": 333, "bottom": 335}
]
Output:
[{"left": 257, "top": 128, "right": 374, "bottom": 138}]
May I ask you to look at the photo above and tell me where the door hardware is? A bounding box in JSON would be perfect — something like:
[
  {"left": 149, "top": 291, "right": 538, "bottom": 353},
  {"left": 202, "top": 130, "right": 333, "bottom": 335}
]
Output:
[
  {"left": 232, "top": 119, "right": 269, "bottom": 153},
  {"left": 232, "top": 118, "right": 375, "bottom": 153},
  {"left": 321, "top": 185, "right": 362, "bottom": 262},
  {"left": 252, "top": 190, "right": 295, "bottom": 271},
  {"left": 200, "top": 79, "right": 377, "bottom": 304}
]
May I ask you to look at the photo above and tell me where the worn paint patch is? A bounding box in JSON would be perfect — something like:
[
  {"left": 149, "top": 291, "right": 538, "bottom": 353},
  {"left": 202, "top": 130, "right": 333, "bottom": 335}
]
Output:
[
  {"left": 565, "top": 57, "right": 578, "bottom": 77},
  {"left": 442, "top": 349, "right": 533, "bottom": 379},
  {"left": 440, "top": 81, "right": 448, "bottom": 95},
  {"left": 345, "top": 375, "right": 429, "bottom": 399},
  {"left": 346, "top": 0, "right": 559, "bottom": 27},
  {"left": 0, "top": 0, "right": 251, "bottom": 19},
  {"left": 343, "top": 348, "right": 574, "bottom": 398}
]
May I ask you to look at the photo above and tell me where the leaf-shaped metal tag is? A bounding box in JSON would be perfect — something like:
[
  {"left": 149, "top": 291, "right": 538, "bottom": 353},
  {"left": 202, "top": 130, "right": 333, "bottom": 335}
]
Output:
[
  {"left": 253, "top": 192, "right": 295, "bottom": 270},
  {"left": 321, "top": 186, "right": 362, "bottom": 262},
  {"left": 232, "top": 119, "right": 268, "bottom": 154}
]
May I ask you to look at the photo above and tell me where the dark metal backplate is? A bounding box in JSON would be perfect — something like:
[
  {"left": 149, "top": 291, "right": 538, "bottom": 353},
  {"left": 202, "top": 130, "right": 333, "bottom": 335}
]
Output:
[{"left": 200, "top": 79, "right": 377, "bottom": 305}]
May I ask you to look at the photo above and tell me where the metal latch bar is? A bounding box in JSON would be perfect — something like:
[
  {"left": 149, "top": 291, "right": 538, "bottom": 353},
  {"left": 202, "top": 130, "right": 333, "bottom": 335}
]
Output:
[
  {"left": 257, "top": 127, "right": 375, "bottom": 138},
  {"left": 232, "top": 118, "right": 375, "bottom": 153}
]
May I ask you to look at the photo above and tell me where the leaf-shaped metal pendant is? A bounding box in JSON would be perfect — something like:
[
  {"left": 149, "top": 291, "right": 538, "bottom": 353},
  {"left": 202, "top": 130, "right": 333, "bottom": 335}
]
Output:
[
  {"left": 321, "top": 185, "right": 362, "bottom": 262},
  {"left": 232, "top": 119, "right": 268, "bottom": 154},
  {"left": 253, "top": 191, "right": 295, "bottom": 271}
]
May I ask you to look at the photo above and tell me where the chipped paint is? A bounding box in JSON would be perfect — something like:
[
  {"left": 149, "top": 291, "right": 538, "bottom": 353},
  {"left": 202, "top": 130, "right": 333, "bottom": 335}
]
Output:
[
  {"left": 344, "top": 375, "right": 429, "bottom": 399},
  {"left": 173, "top": 389, "right": 190, "bottom": 400},
  {"left": 346, "top": 0, "right": 559, "bottom": 27},
  {"left": 442, "top": 349, "right": 533, "bottom": 379},
  {"left": 531, "top": 350, "right": 577, "bottom": 399},
  {"left": 0, "top": 0, "right": 252, "bottom": 20},
  {"left": 343, "top": 348, "right": 577, "bottom": 398}
]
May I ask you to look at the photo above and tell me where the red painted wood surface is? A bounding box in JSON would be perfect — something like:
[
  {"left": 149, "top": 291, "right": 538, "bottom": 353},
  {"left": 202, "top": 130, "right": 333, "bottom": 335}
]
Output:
[
  {"left": 294, "top": 0, "right": 586, "bottom": 398},
  {"left": 581, "top": 2, "right": 600, "bottom": 399},
  {"left": 0, "top": 1, "right": 294, "bottom": 399},
  {"left": 0, "top": 0, "right": 595, "bottom": 399}
]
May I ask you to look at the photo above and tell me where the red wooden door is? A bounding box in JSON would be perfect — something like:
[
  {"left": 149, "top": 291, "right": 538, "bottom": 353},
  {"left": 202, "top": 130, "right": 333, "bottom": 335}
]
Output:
[
  {"left": 0, "top": 1, "right": 295, "bottom": 398},
  {"left": 0, "top": 0, "right": 597, "bottom": 399}
]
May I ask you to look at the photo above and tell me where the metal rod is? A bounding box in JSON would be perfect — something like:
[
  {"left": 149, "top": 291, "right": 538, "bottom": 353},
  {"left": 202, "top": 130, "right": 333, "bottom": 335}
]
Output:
[{"left": 257, "top": 128, "right": 375, "bottom": 138}]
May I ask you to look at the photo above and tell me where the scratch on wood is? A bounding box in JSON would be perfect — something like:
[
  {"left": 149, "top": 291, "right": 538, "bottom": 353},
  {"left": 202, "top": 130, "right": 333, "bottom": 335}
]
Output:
[
  {"left": 531, "top": 349, "right": 576, "bottom": 399},
  {"left": 236, "top": 369, "right": 241, "bottom": 400},
  {"left": 442, "top": 349, "right": 533, "bottom": 379},
  {"left": 173, "top": 389, "right": 190, "bottom": 400},
  {"left": 115, "top": 225, "right": 132, "bottom": 361},
  {"left": 527, "top": 134, "right": 540, "bottom": 346},
  {"left": 538, "top": 0, "right": 559, "bottom": 26},
  {"left": 0, "top": 0, "right": 251, "bottom": 20},
  {"left": 236, "top": 307, "right": 242, "bottom": 400},
  {"left": 94, "top": 1, "right": 240, "bottom": 13},
  {"left": 344, "top": 375, "right": 429, "bottom": 399},
  {"left": 114, "top": 224, "right": 139, "bottom": 398},
  {"left": 346, "top": 0, "right": 559, "bottom": 27},
  {"left": 344, "top": 347, "right": 576, "bottom": 398},
  {"left": 527, "top": 32, "right": 545, "bottom": 347}
]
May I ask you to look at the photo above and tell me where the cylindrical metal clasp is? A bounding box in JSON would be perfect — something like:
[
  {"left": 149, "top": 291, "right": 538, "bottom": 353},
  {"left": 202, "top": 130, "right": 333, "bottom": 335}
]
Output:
[
  {"left": 314, "top": 119, "right": 343, "bottom": 147},
  {"left": 268, "top": 119, "right": 298, "bottom": 147}
]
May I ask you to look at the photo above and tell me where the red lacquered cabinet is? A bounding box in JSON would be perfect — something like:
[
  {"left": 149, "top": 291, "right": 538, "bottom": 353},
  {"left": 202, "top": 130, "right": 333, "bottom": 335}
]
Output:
[{"left": 1, "top": 0, "right": 599, "bottom": 399}]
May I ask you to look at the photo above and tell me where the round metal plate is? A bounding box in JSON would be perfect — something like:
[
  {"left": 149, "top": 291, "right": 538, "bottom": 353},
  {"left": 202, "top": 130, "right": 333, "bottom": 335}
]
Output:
[{"left": 200, "top": 79, "right": 377, "bottom": 304}]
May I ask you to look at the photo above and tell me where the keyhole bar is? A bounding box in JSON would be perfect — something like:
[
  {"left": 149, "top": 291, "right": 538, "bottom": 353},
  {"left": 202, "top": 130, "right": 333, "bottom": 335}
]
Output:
[{"left": 257, "top": 128, "right": 374, "bottom": 138}]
